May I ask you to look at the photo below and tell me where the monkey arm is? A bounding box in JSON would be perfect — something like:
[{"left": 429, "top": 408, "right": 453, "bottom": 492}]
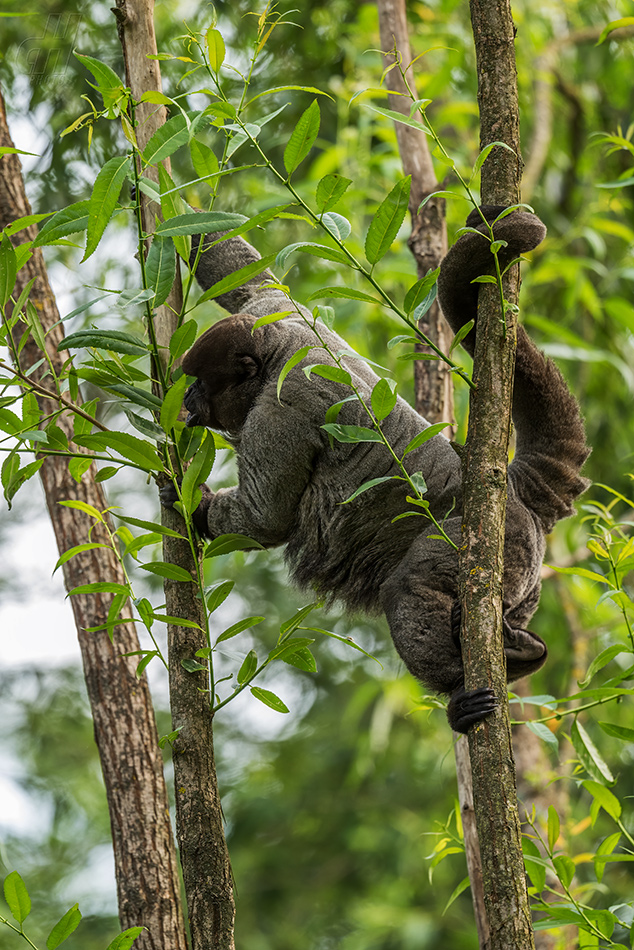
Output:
[
  {"left": 438, "top": 209, "right": 589, "bottom": 532},
  {"left": 190, "top": 232, "right": 310, "bottom": 321}
]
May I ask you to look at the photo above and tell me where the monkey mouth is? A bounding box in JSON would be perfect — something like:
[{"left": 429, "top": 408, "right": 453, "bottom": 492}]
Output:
[{"left": 185, "top": 411, "right": 200, "bottom": 427}]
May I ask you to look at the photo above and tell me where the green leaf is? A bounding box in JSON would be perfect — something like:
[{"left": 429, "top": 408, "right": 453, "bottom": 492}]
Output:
[
  {"left": 471, "top": 141, "right": 516, "bottom": 179},
  {"left": 140, "top": 561, "right": 193, "bottom": 583},
  {"left": 522, "top": 836, "right": 546, "bottom": 892},
  {"left": 67, "top": 581, "right": 130, "bottom": 597},
  {"left": 552, "top": 855, "right": 575, "bottom": 890},
  {"left": 46, "top": 903, "right": 82, "bottom": 949},
  {"left": 442, "top": 876, "right": 471, "bottom": 916},
  {"left": 203, "top": 534, "right": 264, "bottom": 558},
  {"left": 73, "top": 432, "right": 162, "bottom": 472},
  {"left": 156, "top": 211, "right": 246, "bottom": 238},
  {"left": 75, "top": 52, "right": 123, "bottom": 96},
  {"left": 404, "top": 268, "right": 440, "bottom": 313},
  {"left": 582, "top": 780, "right": 622, "bottom": 821},
  {"left": 237, "top": 649, "right": 258, "bottom": 684},
  {"left": 206, "top": 580, "right": 234, "bottom": 613},
  {"left": 160, "top": 374, "right": 188, "bottom": 433},
  {"left": 207, "top": 28, "right": 226, "bottom": 71},
  {"left": 342, "top": 475, "right": 395, "bottom": 504},
  {"left": 250, "top": 686, "right": 289, "bottom": 713},
  {"left": 321, "top": 212, "right": 351, "bottom": 241},
  {"left": 83, "top": 156, "right": 131, "bottom": 261},
  {"left": 105, "top": 927, "right": 146, "bottom": 950},
  {"left": 371, "top": 377, "right": 397, "bottom": 422},
  {"left": 316, "top": 174, "right": 352, "bottom": 212},
  {"left": 571, "top": 719, "right": 614, "bottom": 784},
  {"left": 547, "top": 805, "right": 560, "bottom": 852},
  {"left": 546, "top": 564, "right": 608, "bottom": 583},
  {"left": 304, "top": 363, "right": 352, "bottom": 386},
  {"left": 142, "top": 114, "right": 189, "bottom": 166},
  {"left": 113, "top": 513, "right": 186, "bottom": 539},
  {"left": 276, "top": 242, "right": 349, "bottom": 269},
  {"left": 321, "top": 424, "right": 383, "bottom": 444},
  {"left": 197, "top": 254, "right": 276, "bottom": 304},
  {"left": 146, "top": 235, "right": 176, "bottom": 308},
  {"left": 122, "top": 408, "right": 165, "bottom": 442},
  {"left": 169, "top": 320, "right": 198, "bottom": 360},
  {"left": 365, "top": 176, "right": 411, "bottom": 265},
  {"left": 190, "top": 138, "right": 219, "bottom": 180},
  {"left": 306, "top": 286, "right": 380, "bottom": 304},
  {"left": 367, "top": 104, "right": 431, "bottom": 134},
  {"left": 181, "top": 658, "right": 208, "bottom": 673},
  {"left": 181, "top": 432, "right": 216, "bottom": 514},
  {"left": 284, "top": 99, "right": 320, "bottom": 175},
  {"left": 0, "top": 232, "right": 18, "bottom": 307},
  {"left": 54, "top": 543, "right": 110, "bottom": 572},
  {"left": 58, "top": 329, "right": 148, "bottom": 356},
  {"left": 597, "top": 720, "right": 634, "bottom": 742},
  {"left": 157, "top": 164, "right": 188, "bottom": 260},
  {"left": 281, "top": 646, "right": 317, "bottom": 672},
  {"left": 108, "top": 383, "right": 162, "bottom": 411},
  {"left": 216, "top": 616, "right": 265, "bottom": 644},
  {"left": 597, "top": 16, "right": 634, "bottom": 44},
  {"left": 402, "top": 422, "right": 449, "bottom": 457},
  {"left": 524, "top": 720, "right": 559, "bottom": 752},
  {"left": 3, "top": 870, "right": 31, "bottom": 923},
  {"left": 277, "top": 345, "right": 313, "bottom": 399},
  {"left": 579, "top": 644, "right": 629, "bottom": 687}
]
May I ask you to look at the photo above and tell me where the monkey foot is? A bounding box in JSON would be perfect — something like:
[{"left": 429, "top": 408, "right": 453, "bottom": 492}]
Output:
[{"left": 447, "top": 686, "right": 498, "bottom": 734}]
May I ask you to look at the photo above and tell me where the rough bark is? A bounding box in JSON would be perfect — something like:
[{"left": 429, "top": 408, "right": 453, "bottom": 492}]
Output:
[
  {"left": 376, "top": 2, "right": 487, "bottom": 941},
  {"left": 376, "top": 0, "right": 453, "bottom": 429},
  {"left": 462, "top": 2, "right": 535, "bottom": 948},
  {"left": 0, "top": 88, "right": 186, "bottom": 950},
  {"left": 113, "top": 2, "right": 236, "bottom": 946}
]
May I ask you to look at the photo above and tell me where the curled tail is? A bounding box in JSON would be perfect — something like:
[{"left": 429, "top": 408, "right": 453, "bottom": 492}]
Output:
[{"left": 438, "top": 208, "right": 590, "bottom": 532}]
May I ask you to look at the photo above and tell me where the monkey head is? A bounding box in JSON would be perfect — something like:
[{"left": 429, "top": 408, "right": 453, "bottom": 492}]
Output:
[{"left": 181, "top": 313, "right": 264, "bottom": 433}]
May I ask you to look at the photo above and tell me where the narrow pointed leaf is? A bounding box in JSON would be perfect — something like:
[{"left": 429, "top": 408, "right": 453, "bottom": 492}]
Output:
[
  {"left": 83, "top": 156, "right": 131, "bottom": 261},
  {"left": 46, "top": 903, "right": 82, "bottom": 949},
  {"left": 316, "top": 173, "right": 352, "bottom": 212},
  {"left": 284, "top": 99, "right": 320, "bottom": 175},
  {"left": 156, "top": 211, "right": 246, "bottom": 237},
  {"left": 365, "top": 176, "right": 411, "bottom": 265},
  {"left": 142, "top": 114, "right": 189, "bottom": 166},
  {"left": 146, "top": 235, "right": 176, "bottom": 308},
  {"left": 250, "top": 686, "right": 289, "bottom": 713}
]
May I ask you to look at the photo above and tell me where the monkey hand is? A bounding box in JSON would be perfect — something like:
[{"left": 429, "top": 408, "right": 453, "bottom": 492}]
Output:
[
  {"left": 159, "top": 479, "right": 214, "bottom": 538},
  {"left": 447, "top": 685, "right": 498, "bottom": 734}
]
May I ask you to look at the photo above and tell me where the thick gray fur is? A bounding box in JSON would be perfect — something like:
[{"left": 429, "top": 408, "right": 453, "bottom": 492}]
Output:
[{"left": 178, "top": 213, "right": 590, "bottom": 731}]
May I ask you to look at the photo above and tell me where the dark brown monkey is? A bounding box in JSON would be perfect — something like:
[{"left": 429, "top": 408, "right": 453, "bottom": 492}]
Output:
[{"left": 162, "top": 209, "right": 590, "bottom": 732}]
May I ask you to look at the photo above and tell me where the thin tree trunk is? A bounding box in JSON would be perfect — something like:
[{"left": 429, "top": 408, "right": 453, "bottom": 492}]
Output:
[
  {"left": 376, "top": 3, "right": 488, "bottom": 943},
  {"left": 113, "top": 2, "right": 236, "bottom": 946},
  {"left": 0, "top": 88, "right": 186, "bottom": 950},
  {"left": 460, "top": 1, "right": 535, "bottom": 948},
  {"left": 376, "top": 0, "right": 453, "bottom": 429}
]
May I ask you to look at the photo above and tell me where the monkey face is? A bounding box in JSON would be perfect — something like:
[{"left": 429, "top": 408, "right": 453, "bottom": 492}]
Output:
[{"left": 181, "top": 314, "right": 265, "bottom": 433}]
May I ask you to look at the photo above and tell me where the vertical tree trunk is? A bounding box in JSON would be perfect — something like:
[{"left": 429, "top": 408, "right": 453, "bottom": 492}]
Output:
[
  {"left": 113, "top": 3, "right": 236, "bottom": 946},
  {"left": 376, "top": 0, "right": 453, "bottom": 429},
  {"left": 376, "top": 3, "right": 488, "bottom": 943},
  {"left": 460, "top": 1, "right": 535, "bottom": 947},
  {"left": 0, "top": 88, "right": 187, "bottom": 950}
]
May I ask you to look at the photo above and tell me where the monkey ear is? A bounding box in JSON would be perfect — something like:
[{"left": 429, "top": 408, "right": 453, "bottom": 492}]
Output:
[{"left": 237, "top": 355, "right": 261, "bottom": 378}]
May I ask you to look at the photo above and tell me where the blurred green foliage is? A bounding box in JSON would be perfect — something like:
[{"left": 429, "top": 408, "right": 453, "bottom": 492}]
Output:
[{"left": 1, "top": 0, "right": 634, "bottom": 947}]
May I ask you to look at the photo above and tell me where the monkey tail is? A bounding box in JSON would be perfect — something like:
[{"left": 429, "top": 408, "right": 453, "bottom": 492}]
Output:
[{"left": 438, "top": 209, "right": 590, "bottom": 532}]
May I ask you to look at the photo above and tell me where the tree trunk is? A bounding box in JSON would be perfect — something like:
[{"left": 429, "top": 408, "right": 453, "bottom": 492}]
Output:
[
  {"left": 376, "top": 0, "right": 453, "bottom": 430},
  {"left": 0, "top": 88, "right": 186, "bottom": 950},
  {"left": 460, "top": 1, "right": 535, "bottom": 947},
  {"left": 113, "top": 2, "right": 236, "bottom": 946},
  {"left": 376, "top": 3, "right": 488, "bottom": 943}
]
